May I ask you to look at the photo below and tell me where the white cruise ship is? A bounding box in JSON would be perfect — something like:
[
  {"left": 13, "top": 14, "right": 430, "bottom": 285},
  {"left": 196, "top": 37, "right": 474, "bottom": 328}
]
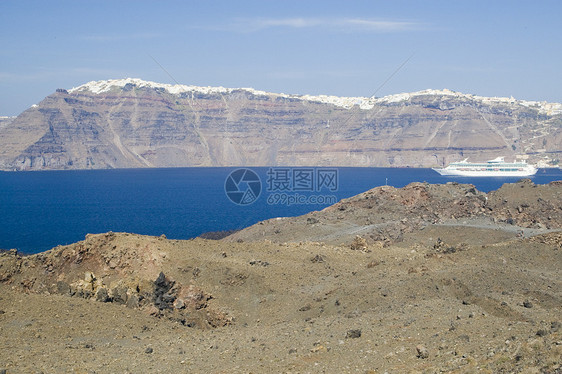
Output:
[{"left": 433, "top": 157, "right": 537, "bottom": 177}]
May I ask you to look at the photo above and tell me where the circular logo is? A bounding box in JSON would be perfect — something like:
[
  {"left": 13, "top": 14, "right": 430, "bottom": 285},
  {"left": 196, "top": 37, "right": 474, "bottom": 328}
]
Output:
[{"left": 224, "top": 168, "right": 261, "bottom": 205}]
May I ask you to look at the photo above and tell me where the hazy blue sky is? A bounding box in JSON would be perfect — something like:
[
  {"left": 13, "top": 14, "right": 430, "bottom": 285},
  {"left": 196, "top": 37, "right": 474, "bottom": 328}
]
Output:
[{"left": 1, "top": 0, "right": 561, "bottom": 116}]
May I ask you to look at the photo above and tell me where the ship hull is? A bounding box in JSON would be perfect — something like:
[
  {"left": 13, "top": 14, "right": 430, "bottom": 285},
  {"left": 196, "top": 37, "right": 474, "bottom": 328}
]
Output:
[{"left": 432, "top": 167, "right": 537, "bottom": 177}]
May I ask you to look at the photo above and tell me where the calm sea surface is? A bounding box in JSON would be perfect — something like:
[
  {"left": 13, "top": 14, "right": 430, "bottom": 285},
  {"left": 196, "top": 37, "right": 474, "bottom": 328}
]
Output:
[{"left": 1, "top": 167, "right": 561, "bottom": 254}]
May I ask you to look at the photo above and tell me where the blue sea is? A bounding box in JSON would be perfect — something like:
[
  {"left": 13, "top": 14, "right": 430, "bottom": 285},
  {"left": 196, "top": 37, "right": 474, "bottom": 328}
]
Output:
[{"left": 1, "top": 167, "right": 561, "bottom": 254}]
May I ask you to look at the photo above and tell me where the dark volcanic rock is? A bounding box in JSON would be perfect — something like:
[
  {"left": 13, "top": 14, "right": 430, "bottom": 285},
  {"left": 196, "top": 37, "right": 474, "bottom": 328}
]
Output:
[
  {"left": 153, "top": 272, "right": 176, "bottom": 310},
  {"left": 345, "top": 329, "right": 362, "bottom": 339}
]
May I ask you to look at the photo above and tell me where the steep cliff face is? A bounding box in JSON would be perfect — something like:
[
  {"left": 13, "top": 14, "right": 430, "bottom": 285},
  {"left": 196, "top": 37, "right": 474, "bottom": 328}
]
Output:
[{"left": 1, "top": 78, "right": 560, "bottom": 170}]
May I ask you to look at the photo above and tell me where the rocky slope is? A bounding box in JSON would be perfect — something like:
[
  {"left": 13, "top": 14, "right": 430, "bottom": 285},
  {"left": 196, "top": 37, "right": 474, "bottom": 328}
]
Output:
[
  {"left": 227, "top": 179, "right": 562, "bottom": 246},
  {"left": 1, "top": 78, "right": 561, "bottom": 170},
  {"left": 0, "top": 116, "right": 15, "bottom": 130},
  {"left": 0, "top": 181, "right": 561, "bottom": 372}
]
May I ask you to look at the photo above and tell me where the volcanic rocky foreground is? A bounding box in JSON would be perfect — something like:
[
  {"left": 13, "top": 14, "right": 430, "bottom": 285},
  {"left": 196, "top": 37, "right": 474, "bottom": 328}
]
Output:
[{"left": 1, "top": 180, "right": 561, "bottom": 373}]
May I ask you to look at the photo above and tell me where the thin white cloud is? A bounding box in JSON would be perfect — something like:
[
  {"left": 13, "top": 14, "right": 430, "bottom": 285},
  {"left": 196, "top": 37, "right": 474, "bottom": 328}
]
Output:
[
  {"left": 216, "top": 17, "right": 422, "bottom": 33},
  {"left": 343, "top": 18, "right": 419, "bottom": 32},
  {"left": 254, "top": 17, "right": 324, "bottom": 29}
]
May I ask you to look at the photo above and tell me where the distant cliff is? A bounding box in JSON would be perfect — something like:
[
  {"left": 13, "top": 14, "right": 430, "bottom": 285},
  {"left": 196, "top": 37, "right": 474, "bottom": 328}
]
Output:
[{"left": 1, "top": 78, "right": 560, "bottom": 170}]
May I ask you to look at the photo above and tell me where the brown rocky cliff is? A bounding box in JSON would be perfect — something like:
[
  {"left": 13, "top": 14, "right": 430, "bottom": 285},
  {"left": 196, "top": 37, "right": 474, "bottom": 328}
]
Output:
[{"left": 1, "top": 79, "right": 560, "bottom": 170}]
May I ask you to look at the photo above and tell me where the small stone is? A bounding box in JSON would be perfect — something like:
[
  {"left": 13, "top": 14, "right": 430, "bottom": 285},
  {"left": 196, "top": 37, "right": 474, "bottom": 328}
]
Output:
[
  {"left": 173, "top": 298, "right": 185, "bottom": 309},
  {"left": 416, "top": 345, "right": 429, "bottom": 359},
  {"left": 299, "top": 304, "right": 311, "bottom": 312},
  {"left": 110, "top": 286, "right": 128, "bottom": 304},
  {"left": 145, "top": 347, "right": 153, "bottom": 354},
  {"left": 350, "top": 236, "right": 368, "bottom": 251},
  {"left": 311, "top": 254, "right": 325, "bottom": 263},
  {"left": 56, "top": 281, "right": 71, "bottom": 295},
  {"left": 145, "top": 305, "right": 160, "bottom": 317},
  {"left": 346, "top": 329, "right": 362, "bottom": 339},
  {"left": 84, "top": 271, "right": 95, "bottom": 282},
  {"left": 126, "top": 294, "right": 140, "bottom": 309},
  {"left": 536, "top": 329, "right": 549, "bottom": 337},
  {"left": 523, "top": 300, "right": 533, "bottom": 308},
  {"left": 310, "top": 345, "right": 327, "bottom": 353},
  {"left": 95, "top": 287, "right": 110, "bottom": 302}
]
